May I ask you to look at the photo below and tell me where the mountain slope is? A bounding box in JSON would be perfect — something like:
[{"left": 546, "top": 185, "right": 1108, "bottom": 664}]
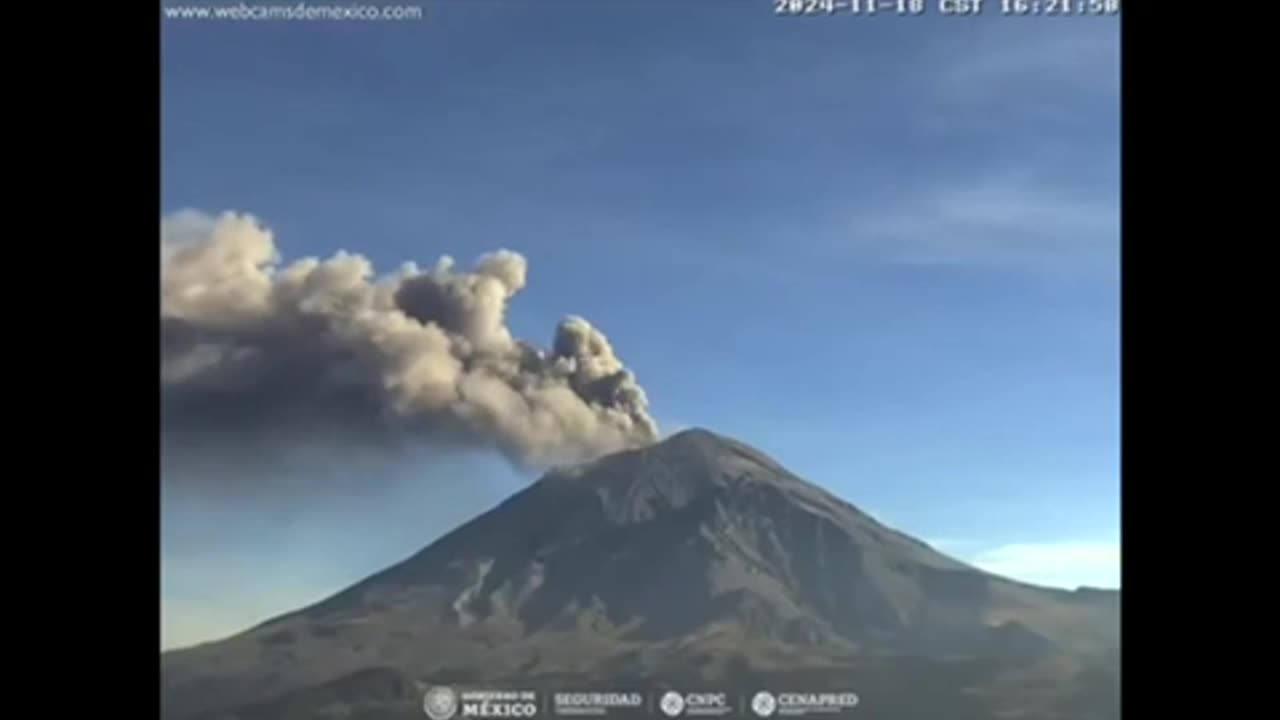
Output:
[{"left": 161, "top": 428, "right": 1119, "bottom": 720}]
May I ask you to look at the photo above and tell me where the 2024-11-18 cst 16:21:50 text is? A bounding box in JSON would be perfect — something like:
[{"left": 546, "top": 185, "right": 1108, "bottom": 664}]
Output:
[
  {"left": 773, "top": 0, "right": 1120, "bottom": 16},
  {"left": 774, "top": 0, "right": 926, "bottom": 14}
]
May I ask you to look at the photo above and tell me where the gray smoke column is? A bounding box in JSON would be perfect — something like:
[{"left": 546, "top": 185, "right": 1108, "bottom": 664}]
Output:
[{"left": 161, "top": 210, "right": 659, "bottom": 470}]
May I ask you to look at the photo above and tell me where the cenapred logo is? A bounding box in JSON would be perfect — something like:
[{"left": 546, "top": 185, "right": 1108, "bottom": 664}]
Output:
[
  {"left": 750, "top": 691, "right": 777, "bottom": 718},
  {"left": 754, "top": 691, "right": 859, "bottom": 716},
  {"left": 424, "top": 686, "right": 459, "bottom": 720}
]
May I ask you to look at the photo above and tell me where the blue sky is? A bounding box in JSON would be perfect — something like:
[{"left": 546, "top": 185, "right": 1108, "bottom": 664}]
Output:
[{"left": 161, "top": 1, "right": 1119, "bottom": 650}]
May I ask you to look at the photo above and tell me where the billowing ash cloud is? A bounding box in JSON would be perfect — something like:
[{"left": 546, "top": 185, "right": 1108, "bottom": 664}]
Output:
[{"left": 161, "top": 210, "right": 659, "bottom": 470}]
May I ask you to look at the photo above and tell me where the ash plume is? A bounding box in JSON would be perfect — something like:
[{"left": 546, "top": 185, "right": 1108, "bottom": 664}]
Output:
[{"left": 161, "top": 210, "right": 659, "bottom": 471}]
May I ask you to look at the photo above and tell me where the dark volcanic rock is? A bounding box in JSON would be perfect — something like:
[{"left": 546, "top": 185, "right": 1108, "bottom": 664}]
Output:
[{"left": 161, "top": 428, "right": 1120, "bottom": 720}]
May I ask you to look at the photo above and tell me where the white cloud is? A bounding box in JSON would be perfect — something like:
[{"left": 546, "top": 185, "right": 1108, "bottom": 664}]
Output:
[
  {"left": 933, "top": 25, "right": 1120, "bottom": 106},
  {"left": 845, "top": 171, "right": 1118, "bottom": 271},
  {"left": 963, "top": 540, "right": 1120, "bottom": 590}
]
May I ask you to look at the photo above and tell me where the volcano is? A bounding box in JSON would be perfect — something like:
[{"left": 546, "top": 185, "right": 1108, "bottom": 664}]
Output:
[{"left": 160, "top": 429, "right": 1120, "bottom": 720}]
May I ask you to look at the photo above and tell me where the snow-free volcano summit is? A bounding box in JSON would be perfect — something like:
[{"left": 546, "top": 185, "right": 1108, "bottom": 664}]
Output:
[{"left": 161, "top": 429, "right": 1120, "bottom": 720}]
